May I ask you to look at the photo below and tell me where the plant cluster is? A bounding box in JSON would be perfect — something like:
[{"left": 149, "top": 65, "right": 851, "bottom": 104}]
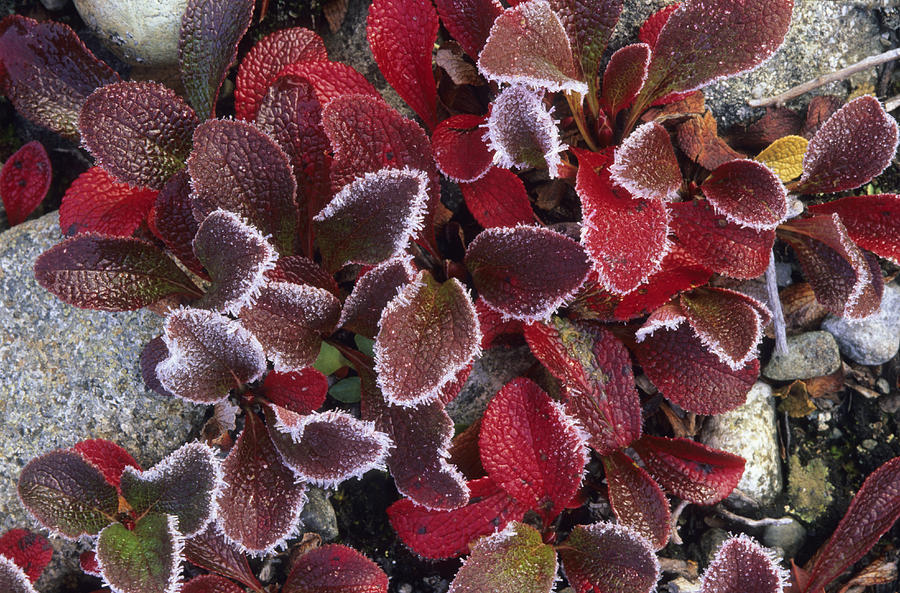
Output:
[{"left": 2, "top": 0, "right": 900, "bottom": 591}]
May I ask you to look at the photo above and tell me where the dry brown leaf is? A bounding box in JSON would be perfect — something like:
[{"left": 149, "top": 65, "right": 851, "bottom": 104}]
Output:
[
  {"left": 774, "top": 381, "right": 817, "bottom": 417},
  {"left": 677, "top": 111, "right": 744, "bottom": 170},
  {"left": 770, "top": 282, "right": 829, "bottom": 336},
  {"left": 838, "top": 550, "right": 897, "bottom": 593},
  {"left": 436, "top": 46, "right": 483, "bottom": 86},
  {"left": 323, "top": 0, "right": 348, "bottom": 32}
]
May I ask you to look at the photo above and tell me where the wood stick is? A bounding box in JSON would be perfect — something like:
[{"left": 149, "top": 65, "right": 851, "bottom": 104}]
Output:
[{"left": 885, "top": 94, "right": 900, "bottom": 113}]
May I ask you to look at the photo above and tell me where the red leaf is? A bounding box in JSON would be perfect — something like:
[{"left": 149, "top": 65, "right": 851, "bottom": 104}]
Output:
[
  {"left": 234, "top": 27, "right": 328, "bottom": 121},
  {"left": 283, "top": 544, "right": 388, "bottom": 593},
  {"left": 0, "top": 15, "right": 120, "bottom": 139},
  {"left": 184, "top": 524, "right": 263, "bottom": 593},
  {"left": 602, "top": 450, "right": 670, "bottom": 551},
  {"left": 637, "top": 4, "right": 678, "bottom": 49},
  {"left": 58, "top": 167, "right": 157, "bottom": 237},
  {"left": 387, "top": 476, "right": 528, "bottom": 559},
  {"left": 148, "top": 171, "right": 206, "bottom": 277},
  {"left": 262, "top": 368, "right": 329, "bottom": 415},
  {"left": 0, "top": 530, "right": 52, "bottom": 584},
  {"left": 72, "top": 439, "right": 141, "bottom": 490},
  {"left": 181, "top": 574, "right": 243, "bottom": 593},
  {"left": 478, "top": 0, "right": 586, "bottom": 94},
  {"left": 0, "top": 141, "right": 51, "bottom": 226},
  {"left": 701, "top": 159, "right": 787, "bottom": 230},
  {"left": 435, "top": 0, "right": 503, "bottom": 60},
  {"left": 79, "top": 550, "right": 101, "bottom": 578},
  {"left": 557, "top": 522, "right": 659, "bottom": 593},
  {"left": 367, "top": 0, "right": 439, "bottom": 130},
  {"left": 798, "top": 96, "right": 899, "bottom": 195},
  {"left": 339, "top": 256, "right": 416, "bottom": 338},
  {"left": 466, "top": 225, "right": 591, "bottom": 321},
  {"left": 276, "top": 60, "right": 382, "bottom": 106},
  {"left": 601, "top": 43, "right": 650, "bottom": 117},
  {"left": 701, "top": 535, "right": 787, "bottom": 593},
  {"left": 433, "top": 114, "right": 493, "bottom": 183},
  {"left": 631, "top": 323, "right": 759, "bottom": 415},
  {"left": 217, "top": 412, "right": 307, "bottom": 555},
  {"left": 485, "top": 83, "right": 565, "bottom": 175},
  {"left": 808, "top": 194, "right": 900, "bottom": 264},
  {"left": 266, "top": 255, "right": 341, "bottom": 297},
  {"left": 611, "top": 121, "right": 681, "bottom": 201},
  {"left": 576, "top": 147, "right": 669, "bottom": 295},
  {"left": 550, "top": 0, "right": 624, "bottom": 97},
  {"left": 0, "top": 555, "right": 38, "bottom": 593},
  {"left": 461, "top": 167, "right": 534, "bottom": 229},
  {"left": 480, "top": 377, "right": 588, "bottom": 521},
  {"left": 475, "top": 297, "right": 524, "bottom": 349},
  {"left": 632, "top": 436, "right": 745, "bottom": 505}
]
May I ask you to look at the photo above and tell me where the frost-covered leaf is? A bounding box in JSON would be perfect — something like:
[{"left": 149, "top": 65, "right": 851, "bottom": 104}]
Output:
[
  {"left": 0, "top": 530, "right": 52, "bottom": 584},
  {"left": 266, "top": 255, "right": 340, "bottom": 297},
  {"left": 601, "top": 43, "right": 650, "bottom": 117},
  {"left": 266, "top": 407, "right": 390, "bottom": 488},
  {"left": 193, "top": 209, "right": 277, "bottom": 316},
  {"left": 602, "top": 451, "right": 670, "bottom": 550},
  {"left": 550, "top": 0, "right": 624, "bottom": 97},
  {"left": 448, "top": 522, "right": 556, "bottom": 593},
  {"left": 314, "top": 167, "right": 429, "bottom": 271},
  {"left": 631, "top": 323, "right": 759, "bottom": 415},
  {"left": 157, "top": 308, "right": 266, "bottom": 404},
  {"left": 0, "top": 15, "right": 120, "bottom": 139},
  {"left": 434, "top": 0, "right": 503, "bottom": 60},
  {"left": 217, "top": 412, "right": 307, "bottom": 555},
  {"left": 367, "top": 0, "right": 439, "bottom": 129},
  {"left": 179, "top": 0, "right": 253, "bottom": 121},
  {"left": 576, "top": 148, "right": 669, "bottom": 295},
  {"left": 475, "top": 297, "right": 525, "bottom": 349},
  {"left": 466, "top": 225, "right": 590, "bottom": 321},
  {"left": 188, "top": 118, "right": 298, "bottom": 254},
  {"left": 72, "top": 439, "right": 140, "bottom": 490},
  {"left": 374, "top": 270, "right": 481, "bottom": 407},
  {"left": 79, "top": 550, "right": 101, "bottom": 578},
  {"left": 58, "top": 167, "right": 157, "bottom": 237},
  {"left": 635, "top": 0, "right": 792, "bottom": 108},
  {"left": 262, "top": 368, "right": 328, "bottom": 415},
  {"left": 632, "top": 436, "right": 745, "bottom": 505},
  {"left": 282, "top": 544, "right": 388, "bottom": 593},
  {"left": 0, "top": 140, "right": 51, "bottom": 226},
  {"left": 276, "top": 61, "right": 382, "bottom": 105},
  {"left": 701, "top": 535, "right": 786, "bottom": 593},
  {"left": 755, "top": 135, "right": 808, "bottom": 182},
  {"left": 610, "top": 121, "right": 681, "bottom": 201},
  {"left": 808, "top": 194, "right": 900, "bottom": 264},
  {"left": 339, "top": 256, "right": 416, "bottom": 338},
  {"left": 96, "top": 513, "right": 181, "bottom": 593},
  {"left": 637, "top": 4, "right": 677, "bottom": 48},
  {"left": 461, "top": 167, "right": 534, "bottom": 229},
  {"left": 478, "top": 0, "right": 586, "bottom": 94},
  {"left": 485, "top": 84, "right": 565, "bottom": 175},
  {"left": 120, "top": 442, "right": 220, "bottom": 538},
  {"left": 797, "top": 96, "right": 899, "bottom": 194},
  {"left": 79, "top": 81, "right": 198, "bottom": 190},
  {"left": 677, "top": 111, "right": 744, "bottom": 172},
  {"left": 558, "top": 522, "right": 659, "bottom": 593},
  {"left": 149, "top": 172, "right": 205, "bottom": 277},
  {"left": 181, "top": 574, "right": 243, "bottom": 593},
  {"left": 141, "top": 336, "right": 175, "bottom": 398},
  {"left": 234, "top": 27, "right": 328, "bottom": 121},
  {"left": 33, "top": 235, "right": 202, "bottom": 311},
  {"left": 433, "top": 114, "right": 494, "bottom": 183},
  {"left": 387, "top": 476, "right": 528, "bottom": 559},
  {"left": 18, "top": 450, "right": 117, "bottom": 538},
  {"left": 701, "top": 159, "right": 786, "bottom": 230},
  {"left": 0, "top": 555, "right": 39, "bottom": 593},
  {"left": 184, "top": 524, "right": 262, "bottom": 593},
  {"left": 524, "top": 317, "right": 641, "bottom": 454},
  {"left": 480, "top": 378, "right": 587, "bottom": 521}
]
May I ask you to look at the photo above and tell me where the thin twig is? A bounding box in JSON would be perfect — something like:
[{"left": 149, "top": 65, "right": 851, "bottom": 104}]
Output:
[
  {"left": 766, "top": 251, "right": 789, "bottom": 357},
  {"left": 669, "top": 499, "right": 690, "bottom": 545},
  {"left": 886, "top": 95, "right": 900, "bottom": 113},
  {"left": 748, "top": 48, "right": 900, "bottom": 108},
  {"left": 717, "top": 506, "right": 794, "bottom": 528}
]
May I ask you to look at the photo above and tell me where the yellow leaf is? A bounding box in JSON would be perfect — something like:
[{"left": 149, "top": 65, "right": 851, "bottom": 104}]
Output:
[{"left": 756, "top": 135, "right": 808, "bottom": 182}]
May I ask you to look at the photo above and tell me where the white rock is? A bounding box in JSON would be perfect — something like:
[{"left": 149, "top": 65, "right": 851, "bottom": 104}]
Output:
[{"left": 823, "top": 283, "right": 900, "bottom": 366}]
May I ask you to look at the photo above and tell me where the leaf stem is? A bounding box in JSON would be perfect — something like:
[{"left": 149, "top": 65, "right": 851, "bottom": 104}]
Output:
[{"left": 565, "top": 91, "right": 600, "bottom": 152}]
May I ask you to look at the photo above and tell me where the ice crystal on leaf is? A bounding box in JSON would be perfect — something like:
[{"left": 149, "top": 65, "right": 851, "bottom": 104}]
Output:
[
  {"left": 434, "top": 0, "right": 503, "bottom": 60},
  {"left": 601, "top": 43, "right": 650, "bottom": 117},
  {"left": 339, "top": 256, "right": 416, "bottom": 338},
  {"left": 59, "top": 167, "right": 157, "bottom": 237},
  {"left": 700, "top": 535, "right": 786, "bottom": 593},
  {"left": 183, "top": 524, "right": 262, "bottom": 593},
  {"left": 0, "top": 141, "right": 51, "bottom": 226},
  {"left": 550, "top": 0, "right": 624, "bottom": 97},
  {"left": 602, "top": 451, "right": 671, "bottom": 550},
  {"left": 485, "top": 84, "right": 566, "bottom": 176},
  {"left": 701, "top": 160, "right": 787, "bottom": 230},
  {"left": 557, "top": 522, "right": 660, "bottom": 593},
  {"left": 0, "top": 555, "right": 38, "bottom": 593},
  {"left": 610, "top": 121, "right": 682, "bottom": 202},
  {"left": 95, "top": 513, "right": 183, "bottom": 593},
  {"left": 808, "top": 194, "right": 900, "bottom": 264}
]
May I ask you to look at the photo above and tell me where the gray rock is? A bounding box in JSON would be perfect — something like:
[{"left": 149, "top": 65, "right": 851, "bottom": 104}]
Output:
[
  {"left": 700, "top": 382, "right": 783, "bottom": 505},
  {"left": 762, "top": 331, "right": 841, "bottom": 381},
  {"left": 822, "top": 283, "right": 900, "bottom": 366},
  {"left": 700, "top": 527, "right": 731, "bottom": 567},
  {"left": 300, "top": 487, "right": 339, "bottom": 542},
  {"left": 0, "top": 212, "right": 205, "bottom": 591},
  {"left": 445, "top": 346, "right": 535, "bottom": 425},
  {"left": 39, "top": 0, "right": 69, "bottom": 10},
  {"left": 762, "top": 517, "right": 806, "bottom": 559}
]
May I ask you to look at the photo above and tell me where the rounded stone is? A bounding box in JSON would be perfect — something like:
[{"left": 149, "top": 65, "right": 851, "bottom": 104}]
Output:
[
  {"left": 822, "top": 283, "right": 900, "bottom": 366},
  {"left": 762, "top": 518, "right": 806, "bottom": 559},
  {"left": 762, "top": 331, "right": 842, "bottom": 381}
]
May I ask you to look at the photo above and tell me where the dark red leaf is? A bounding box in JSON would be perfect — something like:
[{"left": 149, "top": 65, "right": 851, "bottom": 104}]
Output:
[
  {"left": 602, "top": 450, "right": 670, "bottom": 551},
  {"left": 0, "top": 530, "right": 52, "bottom": 584},
  {"left": 808, "top": 194, "right": 900, "bottom": 264},
  {"left": 701, "top": 535, "right": 786, "bottom": 593},
  {"left": 0, "top": 140, "right": 51, "bottom": 226},
  {"left": 601, "top": 43, "right": 650, "bottom": 117},
  {"left": 266, "top": 255, "right": 340, "bottom": 297},
  {"left": 339, "top": 256, "right": 416, "bottom": 338},
  {"left": 141, "top": 336, "right": 175, "bottom": 398},
  {"left": 557, "top": 522, "right": 659, "bottom": 593},
  {"left": 475, "top": 297, "right": 524, "bottom": 349},
  {"left": 72, "top": 439, "right": 140, "bottom": 490},
  {"left": 434, "top": 0, "right": 503, "bottom": 60},
  {"left": 611, "top": 121, "right": 681, "bottom": 201},
  {"left": 282, "top": 544, "right": 388, "bottom": 593},
  {"left": 181, "top": 574, "right": 243, "bottom": 593},
  {"left": 550, "top": 0, "right": 624, "bottom": 96},
  {"left": 701, "top": 159, "right": 787, "bottom": 230},
  {"left": 79, "top": 550, "right": 101, "bottom": 578},
  {"left": 276, "top": 60, "right": 382, "bottom": 105},
  {"left": 0, "top": 15, "right": 120, "bottom": 139},
  {"left": 368, "top": 0, "right": 439, "bottom": 129},
  {"left": 797, "top": 96, "right": 899, "bottom": 195},
  {"left": 485, "top": 83, "right": 565, "bottom": 175},
  {"left": 461, "top": 167, "right": 534, "bottom": 229},
  {"left": 234, "top": 27, "right": 328, "bottom": 121},
  {"left": 466, "top": 225, "right": 590, "bottom": 321},
  {"left": 262, "top": 368, "right": 329, "bottom": 415},
  {"left": 0, "top": 556, "right": 37, "bottom": 593},
  {"left": 433, "top": 114, "right": 494, "bottom": 183},
  {"left": 148, "top": 171, "right": 206, "bottom": 277},
  {"left": 637, "top": 4, "right": 678, "bottom": 49},
  {"left": 184, "top": 524, "right": 263, "bottom": 593},
  {"left": 58, "top": 167, "right": 157, "bottom": 237}
]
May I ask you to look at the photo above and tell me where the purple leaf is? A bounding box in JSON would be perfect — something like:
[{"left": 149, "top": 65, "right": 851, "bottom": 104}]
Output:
[
  {"left": 485, "top": 84, "right": 566, "bottom": 176},
  {"left": 601, "top": 43, "right": 650, "bottom": 117},
  {"left": 550, "top": 0, "right": 624, "bottom": 97},
  {"left": 141, "top": 336, "right": 174, "bottom": 398},
  {"left": 558, "top": 522, "right": 660, "bottom": 593},
  {"left": 282, "top": 544, "right": 388, "bottom": 593},
  {"left": 0, "top": 556, "right": 38, "bottom": 593},
  {"left": 95, "top": 513, "right": 182, "bottom": 593},
  {"left": 602, "top": 450, "right": 671, "bottom": 551},
  {"left": 182, "top": 574, "right": 244, "bottom": 593},
  {"left": 610, "top": 121, "right": 681, "bottom": 202},
  {"left": 184, "top": 524, "right": 263, "bottom": 593},
  {"left": 266, "top": 255, "right": 341, "bottom": 297},
  {"left": 339, "top": 255, "right": 416, "bottom": 338},
  {"left": 701, "top": 159, "right": 787, "bottom": 230},
  {"left": 149, "top": 171, "right": 206, "bottom": 278},
  {"left": 700, "top": 535, "right": 787, "bottom": 593}
]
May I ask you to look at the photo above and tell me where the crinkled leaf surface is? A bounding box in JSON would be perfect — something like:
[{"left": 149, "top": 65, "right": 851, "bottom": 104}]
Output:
[
  {"left": 798, "top": 96, "right": 899, "bottom": 194},
  {"left": 602, "top": 451, "right": 670, "bottom": 551},
  {"left": 277, "top": 60, "right": 382, "bottom": 105},
  {"left": 638, "top": 4, "right": 677, "bottom": 48},
  {"left": 72, "top": 439, "right": 140, "bottom": 490},
  {"left": 184, "top": 524, "right": 262, "bottom": 593},
  {"left": 478, "top": 0, "right": 586, "bottom": 94},
  {"left": 466, "top": 225, "right": 590, "bottom": 321},
  {"left": 156, "top": 308, "right": 266, "bottom": 404},
  {"left": 755, "top": 135, "right": 808, "bottom": 182},
  {"left": 234, "top": 27, "right": 327, "bottom": 120},
  {"left": 0, "top": 529, "right": 52, "bottom": 584},
  {"left": 434, "top": 0, "right": 503, "bottom": 60},
  {"left": 367, "top": 0, "right": 439, "bottom": 129},
  {"left": 79, "top": 81, "right": 198, "bottom": 190},
  {"left": 374, "top": 270, "right": 481, "bottom": 407},
  {"left": 808, "top": 194, "right": 900, "bottom": 264},
  {"left": 266, "top": 255, "right": 340, "bottom": 297},
  {"left": 262, "top": 368, "right": 328, "bottom": 415},
  {"left": 0, "top": 15, "right": 120, "bottom": 139},
  {"left": 485, "top": 83, "right": 565, "bottom": 175},
  {"left": 33, "top": 235, "right": 202, "bottom": 311},
  {"left": 550, "top": 0, "right": 624, "bottom": 96},
  {"left": 701, "top": 159, "right": 787, "bottom": 230},
  {"left": 339, "top": 256, "right": 416, "bottom": 338},
  {"left": 558, "top": 522, "right": 659, "bottom": 593},
  {"left": 433, "top": 114, "right": 494, "bottom": 183},
  {"left": 461, "top": 167, "right": 534, "bottom": 229},
  {"left": 149, "top": 171, "right": 205, "bottom": 277},
  {"left": 181, "top": 574, "right": 244, "bottom": 593},
  {"left": 632, "top": 436, "right": 745, "bottom": 505},
  {"left": 78, "top": 550, "right": 101, "bottom": 578},
  {"left": 58, "top": 167, "right": 157, "bottom": 237},
  {"left": 179, "top": 0, "right": 253, "bottom": 121},
  {"left": 475, "top": 297, "right": 525, "bottom": 349},
  {"left": 610, "top": 121, "right": 681, "bottom": 202},
  {"left": 0, "top": 140, "right": 51, "bottom": 226},
  {"left": 217, "top": 412, "right": 307, "bottom": 555},
  {"left": 188, "top": 118, "right": 298, "bottom": 254},
  {"left": 282, "top": 544, "right": 388, "bottom": 593},
  {"left": 448, "top": 523, "right": 556, "bottom": 593},
  {"left": 601, "top": 43, "right": 650, "bottom": 117},
  {"left": 96, "top": 513, "right": 181, "bottom": 593},
  {"left": 0, "top": 554, "right": 39, "bottom": 593},
  {"left": 480, "top": 378, "right": 587, "bottom": 521},
  {"left": 701, "top": 535, "right": 786, "bottom": 593},
  {"left": 677, "top": 111, "right": 744, "bottom": 171}
]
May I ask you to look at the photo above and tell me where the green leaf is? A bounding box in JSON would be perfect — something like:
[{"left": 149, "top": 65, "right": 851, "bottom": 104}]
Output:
[
  {"left": 313, "top": 342, "right": 348, "bottom": 376},
  {"left": 354, "top": 335, "right": 376, "bottom": 358},
  {"left": 96, "top": 513, "right": 182, "bottom": 593},
  {"left": 329, "top": 377, "right": 362, "bottom": 403}
]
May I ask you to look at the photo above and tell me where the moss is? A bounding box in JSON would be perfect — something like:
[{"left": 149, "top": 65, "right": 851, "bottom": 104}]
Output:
[{"left": 787, "top": 454, "right": 834, "bottom": 523}]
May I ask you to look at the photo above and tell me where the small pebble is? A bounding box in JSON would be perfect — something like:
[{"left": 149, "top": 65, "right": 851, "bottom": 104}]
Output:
[
  {"left": 877, "top": 378, "right": 891, "bottom": 395},
  {"left": 762, "top": 518, "right": 806, "bottom": 559},
  {"left": 763, "top": 332, "right": 841, "bottom": 381},
  {"left": 879, "top": 395, "right": 900, "bottom": 414}
]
